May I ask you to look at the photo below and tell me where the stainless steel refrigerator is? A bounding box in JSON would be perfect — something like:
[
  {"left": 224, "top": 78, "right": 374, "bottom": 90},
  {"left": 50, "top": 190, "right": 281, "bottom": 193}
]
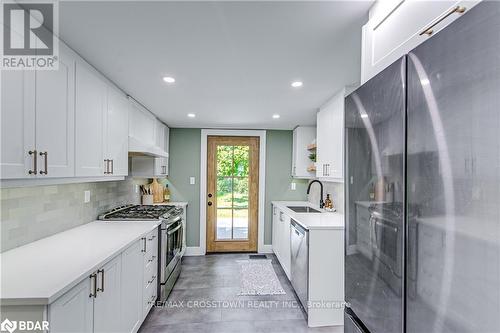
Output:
[{"left": 344, "top": 2, "right": 500, "bottom": 333}]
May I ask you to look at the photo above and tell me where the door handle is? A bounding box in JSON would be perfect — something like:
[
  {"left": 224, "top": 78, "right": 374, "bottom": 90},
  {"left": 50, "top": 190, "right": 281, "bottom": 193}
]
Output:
[
  {"left": 39, "top": 151, "right": 48, "bottom": 175},
  {"left": 420, "top": 6, "right": 466, "bottom": 36},
  {"left": 97, "top": 269, "right": 104, "bottom": 293},
  {"left": 28, "top": 150, "right": 37, "bottom": 175},
  {"left": 89, "top": 273, "right": 97, "bottom": 298}
]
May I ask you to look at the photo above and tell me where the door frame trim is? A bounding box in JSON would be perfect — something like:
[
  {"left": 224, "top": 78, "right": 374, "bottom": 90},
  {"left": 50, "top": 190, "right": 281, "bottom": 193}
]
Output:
[{"left": 200, "top": 129, "right": 267, "bottom": 255}]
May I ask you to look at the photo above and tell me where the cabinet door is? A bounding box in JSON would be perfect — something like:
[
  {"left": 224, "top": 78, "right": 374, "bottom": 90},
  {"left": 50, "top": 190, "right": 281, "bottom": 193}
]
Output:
[
  {"left": 75, "top": 62, "right": 106, "bottom": 176},
  {"left": 316, "top": 89, "right": 344, "bottom": 181},
  {"left": 0, "top": 30, "right": 36, "bottom": 179},
  {"left": 361, "top": 0, "right": 480, "bottom": 83},
  {"left": 121, "top": 240, "right": 143, "bottom": 333},
  {"left": 330, "top": 93, "right": 344, "bottom": 179},
  {"left": 49, "top": 277, "right": 93, "bottom": 333},
  {"left": 35, "top": 43, "right": 75, "bottom": 178},
  {"left": 94, "top": 255, "right": 122, "bottom": 333},
  {"left": 272, "top": 205, "right": 279, "bottom": 252},
  {"left": 316, "top": 102, "right": 334, "bottom": 178},
  {"left": 129, "top": 102, "right": 156, "bottom": 146},
  {"left": 280, "top": 214, "right": 291, "bottom": 278},
  {"left": 154, "top": 157, "right": 168, "bottom": 177},
  {"left": 154, "top": 120, "right": 166, "bottom": 150},
  {"left": 164, "top": 125, "right": 170, "bottom": 156},
  {"left": 106, "top": 87, "right": 129, "bottom": 176}
]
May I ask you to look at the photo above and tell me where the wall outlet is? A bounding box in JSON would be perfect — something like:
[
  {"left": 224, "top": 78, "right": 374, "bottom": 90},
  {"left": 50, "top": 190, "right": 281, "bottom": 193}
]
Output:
[
  {"left": 190, "top": 177, "right": 196, "bottom": 185},
  {"left": 84, "top": 190, "right": 91, "bottom": 203},
  {"left": 291, "top": 182, "right": 296, "bottom": 190}
]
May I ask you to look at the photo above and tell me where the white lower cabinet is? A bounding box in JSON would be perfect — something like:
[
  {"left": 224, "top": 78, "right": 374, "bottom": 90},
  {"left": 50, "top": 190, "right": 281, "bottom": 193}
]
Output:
[
  {"left": 48, "top": 230, "right": 158, "bottom": 333},
  {"left": 48, "top": 278, "right": 93, "bottom": 333},
  {"left": 272, "top": 205, "right": 291, "bottom": 279},
  {"left": 93, "top": 256, "right": 122, "bottom": 333},
  {"left": 121, "top": 241, "right": 143, "bottom": 333}
]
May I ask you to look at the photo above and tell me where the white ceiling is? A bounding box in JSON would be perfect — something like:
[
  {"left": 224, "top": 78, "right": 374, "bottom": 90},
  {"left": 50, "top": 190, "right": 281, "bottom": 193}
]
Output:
[{"left": 59, "top": 1, "right": 372, "bottom": 129}]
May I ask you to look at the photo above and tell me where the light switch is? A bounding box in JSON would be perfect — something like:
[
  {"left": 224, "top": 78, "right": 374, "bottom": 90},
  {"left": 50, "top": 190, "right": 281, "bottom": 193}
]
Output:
[
  {"left": 84, "top": 190, "right": 91, "bottom": 203},
  {"left": 291, "top": 182, "right": 296, "bottom": 190},
  {"left": 190, "top": 177, "right": 196, "bottom": 185}
]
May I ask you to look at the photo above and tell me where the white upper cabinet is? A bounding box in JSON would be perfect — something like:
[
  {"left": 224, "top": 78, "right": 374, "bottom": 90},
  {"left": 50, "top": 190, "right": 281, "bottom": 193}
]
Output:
[
  {"left": 129, "top": 102, "right": 156, "bottom": 147},
  {"left": 105, "top": 87, "right": 129, "bottom": 176},
  {"left": 361, "top": 0, "right": 481, "bottom": 83},
  {"left": 292, "top": 126, "right": 316, "bottom": 179},
  {"left": 75, "top": 61, "right": 107, "bottom": 177},
  {"left": 0, "top": 39, "right": 75, "bottom": 179},
  {"left": 316, "top": 88, "right": 345, "bottom": 181},
  {"left": 0, "top": 69, "right": 35, "bottom": 179},
  {"left": 35, "top": 44, "right": 75, "bottom": 178}
]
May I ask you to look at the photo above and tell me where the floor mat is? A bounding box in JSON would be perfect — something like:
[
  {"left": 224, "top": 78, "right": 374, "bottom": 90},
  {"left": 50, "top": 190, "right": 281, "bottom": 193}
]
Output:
[{"left": 236, "top": 259, "right": 286, "bottom": 296}]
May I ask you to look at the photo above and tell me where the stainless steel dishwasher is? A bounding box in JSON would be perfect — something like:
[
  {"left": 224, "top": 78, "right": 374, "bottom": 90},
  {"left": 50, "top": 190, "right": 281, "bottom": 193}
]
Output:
[{"left": 290, "top": 219, "right": 309, "bottom": 313}]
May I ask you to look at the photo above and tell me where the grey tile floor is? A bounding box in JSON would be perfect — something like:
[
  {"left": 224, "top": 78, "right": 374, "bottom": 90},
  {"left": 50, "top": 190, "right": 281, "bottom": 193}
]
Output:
[{"left": 139, "top": 253, "right": 343, "bottom": 333}]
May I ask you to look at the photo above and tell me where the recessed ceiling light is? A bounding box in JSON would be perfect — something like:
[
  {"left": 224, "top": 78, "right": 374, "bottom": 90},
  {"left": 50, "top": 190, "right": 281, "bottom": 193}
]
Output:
[
  {"left": 163, "top": 76, "right": 176, "bottom": 84},
  {"left": 291, "top": 81, "right": 303, "bottom": 88},
  {"left": 187, "top": 113, "right": 196, "bottom": 118},
  {"left": 272, "top": 114, "right": 280, "bottom": 119}
]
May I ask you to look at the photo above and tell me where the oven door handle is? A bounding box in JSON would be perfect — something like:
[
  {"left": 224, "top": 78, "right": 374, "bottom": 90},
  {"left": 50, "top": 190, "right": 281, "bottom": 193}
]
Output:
[{"left": 167, "top": 224, "right": 181, "bottom": 235}]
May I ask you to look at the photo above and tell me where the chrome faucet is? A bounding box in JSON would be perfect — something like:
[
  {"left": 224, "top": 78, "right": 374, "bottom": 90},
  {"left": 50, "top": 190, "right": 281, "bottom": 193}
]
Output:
[{"left": 307, "top": 180, "right": 324, "bottom": 209}]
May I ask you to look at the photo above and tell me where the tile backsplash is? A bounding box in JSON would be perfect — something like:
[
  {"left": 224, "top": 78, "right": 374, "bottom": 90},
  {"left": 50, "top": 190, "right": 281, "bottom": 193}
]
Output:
[
  {"left": 307, "top": 181, "right": 344, "bottom": 213},
  {"left": 0, "top": 180, "right": 133, "bottom": 252}
]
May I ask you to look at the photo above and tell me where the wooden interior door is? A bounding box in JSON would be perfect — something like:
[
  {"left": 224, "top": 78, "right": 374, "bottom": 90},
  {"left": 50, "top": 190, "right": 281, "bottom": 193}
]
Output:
[{"left": 207, "top": 136, "right": 259, "bottom": 252}]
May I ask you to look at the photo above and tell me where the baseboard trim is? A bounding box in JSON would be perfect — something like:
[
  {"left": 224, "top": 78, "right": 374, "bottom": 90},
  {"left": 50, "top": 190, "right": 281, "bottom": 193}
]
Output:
[
  {"left": 184, "top": 246, "right": 205, "bottom": 256},
  {"left": 258, "top": 244, "right": 273, "bottom": 254}
]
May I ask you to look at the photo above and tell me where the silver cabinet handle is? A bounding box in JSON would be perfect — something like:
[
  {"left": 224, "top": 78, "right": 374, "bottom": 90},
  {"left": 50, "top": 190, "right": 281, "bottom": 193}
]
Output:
[
  {"left": 39, "top": 151, "right": 48, "bottom": 175},
  {"left": 110, "top": 159, "right": 114, "bottom": 174},
  {"left": 141, "top": 237, "right": 147, "bottom": 252},
  {"left": 89, "top": 273, "right": 97, "bottom": 298},
  {"left": 28, "top": 150, "right": 37, "bottom": 175},
  {"left": 420, "top": 6, "right": 466, "bottom": 36},
  {"left": 97, "top": 269, "right": 104, "bottom": 293},
  {"left": 104, "top": 159, "right": 109, "bottom": 174},
  {"left": 279, "top": 211, "right": 284, "bottom": 222}
]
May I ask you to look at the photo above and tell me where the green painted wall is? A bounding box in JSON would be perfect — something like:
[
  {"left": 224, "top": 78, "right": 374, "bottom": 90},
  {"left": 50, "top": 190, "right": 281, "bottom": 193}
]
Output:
[
  {"left": 166, "top": 128, "right": 307, "bottom": 247},
  {"left": 263, "top": 130, "right": 309, "bottom": 244},
  {"left": 164, "top": 128, "right": 201, "bottom": 246}
]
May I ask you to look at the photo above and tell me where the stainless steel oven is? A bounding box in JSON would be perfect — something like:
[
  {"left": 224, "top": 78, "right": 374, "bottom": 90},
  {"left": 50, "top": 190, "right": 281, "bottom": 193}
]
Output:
[{"left": 159, "top": 213, "right": 184, "bottom": 301}]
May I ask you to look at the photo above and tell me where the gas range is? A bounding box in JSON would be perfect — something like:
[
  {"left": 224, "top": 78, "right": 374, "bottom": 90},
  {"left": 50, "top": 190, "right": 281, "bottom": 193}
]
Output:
[{"left": 98, "top": 204, "right": 183, "bottom": 221}]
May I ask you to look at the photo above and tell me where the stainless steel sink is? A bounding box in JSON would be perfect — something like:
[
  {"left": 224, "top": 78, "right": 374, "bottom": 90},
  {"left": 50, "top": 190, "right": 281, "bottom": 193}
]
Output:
[{"left": 287, "top": 206, "right": 321, "bottom": 213}]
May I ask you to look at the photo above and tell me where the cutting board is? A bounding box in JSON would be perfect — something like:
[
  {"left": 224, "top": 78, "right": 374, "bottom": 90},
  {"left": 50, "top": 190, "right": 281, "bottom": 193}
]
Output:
[{"left": 151, "top": 178, "right": 164, "bottom": 203}]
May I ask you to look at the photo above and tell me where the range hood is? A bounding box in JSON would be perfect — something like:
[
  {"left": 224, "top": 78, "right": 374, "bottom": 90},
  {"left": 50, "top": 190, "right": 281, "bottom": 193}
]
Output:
[{"left": 128, "top": 136, "right": 168, "bottom": 158}]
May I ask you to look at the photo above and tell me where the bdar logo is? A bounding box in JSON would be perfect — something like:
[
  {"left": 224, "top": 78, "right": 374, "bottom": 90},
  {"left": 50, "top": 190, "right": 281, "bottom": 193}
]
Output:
[{"left": 0, "top": 319, "right": 17, "bottom": 333}]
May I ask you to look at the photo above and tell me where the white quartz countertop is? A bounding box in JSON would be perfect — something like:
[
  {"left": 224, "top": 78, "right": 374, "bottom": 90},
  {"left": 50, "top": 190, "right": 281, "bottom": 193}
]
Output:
[
  {"left": 272, "top": 201, "right": 344, "bottom": 230},
  {"left": 0, "top": 220, "right": 161, "bottom": 306}
]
